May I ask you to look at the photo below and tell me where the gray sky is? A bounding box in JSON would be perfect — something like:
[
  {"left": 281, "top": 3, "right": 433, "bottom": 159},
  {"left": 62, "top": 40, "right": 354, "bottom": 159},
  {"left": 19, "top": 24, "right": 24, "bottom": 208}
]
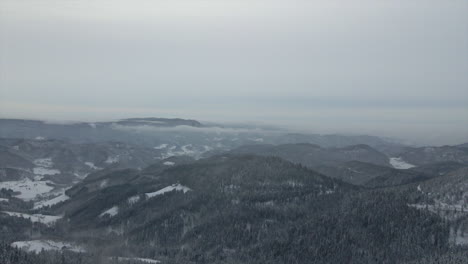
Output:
[{"left": 1, "top": 0, "right": 467, "bottom": 145}]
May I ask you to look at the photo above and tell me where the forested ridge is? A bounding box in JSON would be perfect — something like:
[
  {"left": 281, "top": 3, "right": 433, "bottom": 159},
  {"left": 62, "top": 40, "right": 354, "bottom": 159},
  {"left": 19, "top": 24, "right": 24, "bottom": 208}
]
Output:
[{"left": 2, "top": 155, "right": 467, "bottom": 263}]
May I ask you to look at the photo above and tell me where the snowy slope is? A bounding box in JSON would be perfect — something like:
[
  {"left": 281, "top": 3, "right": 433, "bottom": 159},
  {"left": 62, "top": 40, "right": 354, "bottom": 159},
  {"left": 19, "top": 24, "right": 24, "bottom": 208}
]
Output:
[{"left": 145, "top": 184, "right": 191, "bottom": 198}]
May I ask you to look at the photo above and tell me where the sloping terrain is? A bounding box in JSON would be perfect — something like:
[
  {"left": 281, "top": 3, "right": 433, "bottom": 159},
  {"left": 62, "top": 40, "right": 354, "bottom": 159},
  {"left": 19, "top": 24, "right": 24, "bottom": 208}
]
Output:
[
  {"left": 230, "top": 143, "right": 391, "bottom": 168},
  {"left": 0, "top": 118, "right": 406, "bottom": 156},
  {"left": 399, "top": 145, "right": 468, "bottom": 166},
  {"left": 2, "top": 155, "right": 452, "bottom": 263},
  {"left": 403, "top": 167, "right": 468, "bottom": 247},
  {"left": 0, "top": 138, "right": 179, "bottom": 212},
  {"left": 315, "top": 160, "right": 430, "bottom": 187}
]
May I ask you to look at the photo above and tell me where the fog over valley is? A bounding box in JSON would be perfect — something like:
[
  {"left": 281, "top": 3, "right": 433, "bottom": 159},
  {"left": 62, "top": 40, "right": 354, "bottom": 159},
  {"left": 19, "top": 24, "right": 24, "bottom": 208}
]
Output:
[{"left": 1, "top": 0, "right": 467, "bottom": 145}]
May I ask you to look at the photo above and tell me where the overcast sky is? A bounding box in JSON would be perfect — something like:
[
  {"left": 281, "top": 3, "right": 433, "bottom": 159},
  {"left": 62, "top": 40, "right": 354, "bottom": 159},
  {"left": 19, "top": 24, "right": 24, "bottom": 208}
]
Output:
[{"left": 1, "top": 0, "right": 467, "bottom": 145}]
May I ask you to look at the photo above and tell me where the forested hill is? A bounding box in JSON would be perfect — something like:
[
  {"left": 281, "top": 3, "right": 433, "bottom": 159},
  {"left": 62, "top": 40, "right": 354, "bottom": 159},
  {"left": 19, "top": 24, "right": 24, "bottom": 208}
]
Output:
[{"left": 1, "top": 154, "right": 464, "bottom": 263}]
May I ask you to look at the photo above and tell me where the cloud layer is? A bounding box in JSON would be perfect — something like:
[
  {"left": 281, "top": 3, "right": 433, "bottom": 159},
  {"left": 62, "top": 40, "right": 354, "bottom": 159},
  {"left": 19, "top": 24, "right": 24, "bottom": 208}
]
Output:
[{"left": 1, "top": 0, "right": 467, "bottom": 145}]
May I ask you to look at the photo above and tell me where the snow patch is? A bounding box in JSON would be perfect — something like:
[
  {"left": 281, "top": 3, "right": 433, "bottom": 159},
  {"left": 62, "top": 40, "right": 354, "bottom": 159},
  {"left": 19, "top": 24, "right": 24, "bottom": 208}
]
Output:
[
  {"left": 286, "top": 180, "right": 304, "bottom": 187},
  {"left": 0, "top": 198, "right": 8, "bottom": 202},
  {"left": 33, "top": 158, "right": 60, "bottom": 175},
  {"left": 100, "top": 206, "right": 119, "bottom": 218},
  {"left": 33, "top": 158, "right": 54, "bottom": 168},
  {"left": 163, "top": 161, "right": 175, "bottom": 166},
  {"left": 389, "top": 157, "right": 416, "bottom": 169},
  {"left": 35, "top": 136, "right": 45, "bottom": 140},
  {"left": 105, "top": 156, "right": 119, "bottom": 164},
  {"left": 154, "top": 144, "right": 168, "bottom": 150},
  {"left": 12, "top": 240, "right": 84, "bottom": 253},
  {"left": 128, "top": 195, "right": 140, "bottom": 205},
  {"left": 204, "top": 145, "right": 213, "bottom": 151},
  {"left": 99, "top": 179, "right": 109, "bottom": 188},
  {"left": 74, "top": 172, "right": 89, "bottom": 180},
  {"left": 34, "top": 192, "right": 69, "bottom": 209},
  {"left": 2, "top": 211, "right": 62, "bottom": 226},
  {"left": 33, "top": 167, "right": 60, "bottom": 176},
  {"left": 85, "top": 162, "right": 101, "bottom": 170},
  {"left": 146, "top": 184, "right": 191, "bottom": 199},
  {"left": 160, "top": 144, "right": 208, "bottom": 159},
  {"left": 113, "top": 257, "right": 160, "bottom": 263}
]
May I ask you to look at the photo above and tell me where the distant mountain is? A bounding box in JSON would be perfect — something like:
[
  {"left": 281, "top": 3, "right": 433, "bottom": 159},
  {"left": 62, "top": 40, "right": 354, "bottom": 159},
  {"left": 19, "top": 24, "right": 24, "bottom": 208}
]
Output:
[
  {"left": 0, "top": 118, "right": 407, "bottom": 155},
  {"left": 275, "top": 133, "right": 407, "bottom": 155},
  {"left": 315, "top": 161, "right": 430, "bottom": 187},
  {"left": 409, "top": 161, "right": 467, "bottom": 177},
  {"left": 399, "top": 145, "right": 468, "bottom": 166},
  {"left": 0, "top": 118, "right": 204, "bottom": 145},
  {"left": 116, "top": 117, "right": 202, "bottom": 127},
  {"left": 230, "top": 143, "right": 391, "bottom": 168}
]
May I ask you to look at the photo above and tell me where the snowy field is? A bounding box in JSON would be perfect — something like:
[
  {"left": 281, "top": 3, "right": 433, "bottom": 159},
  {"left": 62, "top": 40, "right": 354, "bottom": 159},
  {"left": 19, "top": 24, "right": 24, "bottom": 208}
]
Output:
[
  {"left": 100, "top": 206, "right": 119, "bottom": 218},
  {"left": 128, "top": 195, "right": 140, "bottom": 204},
  {"left": 2, "top": 211, "right": 62, "bottom": 226},
  {"left": 11, "top": 240, "right": 84, "bottom": 253},
  {"left": 34, "top": 190, "right": 70, "bottom": 209},
  {"left": 85, "top": 161, "right": 101, "bottom": 170},
  {"left": 146, "top": 184, "right": 191, "bottom": 198},
  {"left": 163, "top": 161, "right": 175, "bottom": 166},
  {"left": 389, "top": 157, "right": 416, "bottom": 169},
  {"left": 0, "top": 179, "right": 54, "bottom": 201},
  {"left": 114, "top": 257, "right": 161, "bottom": 263},
  {"left": 33, "top": 158, "right": 61, "bottom": 175}
]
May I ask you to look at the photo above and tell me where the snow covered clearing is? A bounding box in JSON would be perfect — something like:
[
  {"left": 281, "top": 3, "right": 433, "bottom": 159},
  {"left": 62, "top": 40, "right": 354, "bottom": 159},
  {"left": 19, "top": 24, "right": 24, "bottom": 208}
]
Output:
[
  {"left": 154, "top": 144, "right": 168, "bottom": 150},
  {"left": 389, "top": 157, "right": 416, "bottom": 169},
  {"left": 100, "top": 179, "right": 109, "bottom": 188},
  {"left": 0, "top": 179, "right": 54, "bottom": 201},
  {"left": 160, "top": 144, "right": 209, "bottom": 159},
  {"left": 105, "top": 156, "right": 119, "bottom": 164},
  {"left": 100, "top": 206, "right": 119, "bottom": 217},
  {"left": 85, "top": 162, "right": 101, "bottom": 170},
  {"left": 34, "top": 191, "right": 70, "bottom": 209},
  {"left": 12, "top": 240, "right": 84, "bottom": 253},
  {"left": 145, "top": 184, "right": 191, "bottom": 199},
  {"left": 33, "top": 167, "right": 61, "bottom": 176},
  {"left": 33, "top": 158, "right": 54, "bottom": 168},
  {"left": 128, "top": 195, "right": 140, "bottom": 204},
  {"left": 2, "top": 211, "right": 62, "bottom": 226},
  {"left": 33, "top": 158, "right": 61, "bottom": 175},
  {"left": 114, "top": 257, "right": 160, "bottom": 263}
]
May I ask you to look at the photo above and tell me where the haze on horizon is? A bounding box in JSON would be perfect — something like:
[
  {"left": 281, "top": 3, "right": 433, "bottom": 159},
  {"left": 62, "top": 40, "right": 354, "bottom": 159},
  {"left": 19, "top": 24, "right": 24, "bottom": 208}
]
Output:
[{"left": 1, "top": 0, "right": 467, "bottom": 145}]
